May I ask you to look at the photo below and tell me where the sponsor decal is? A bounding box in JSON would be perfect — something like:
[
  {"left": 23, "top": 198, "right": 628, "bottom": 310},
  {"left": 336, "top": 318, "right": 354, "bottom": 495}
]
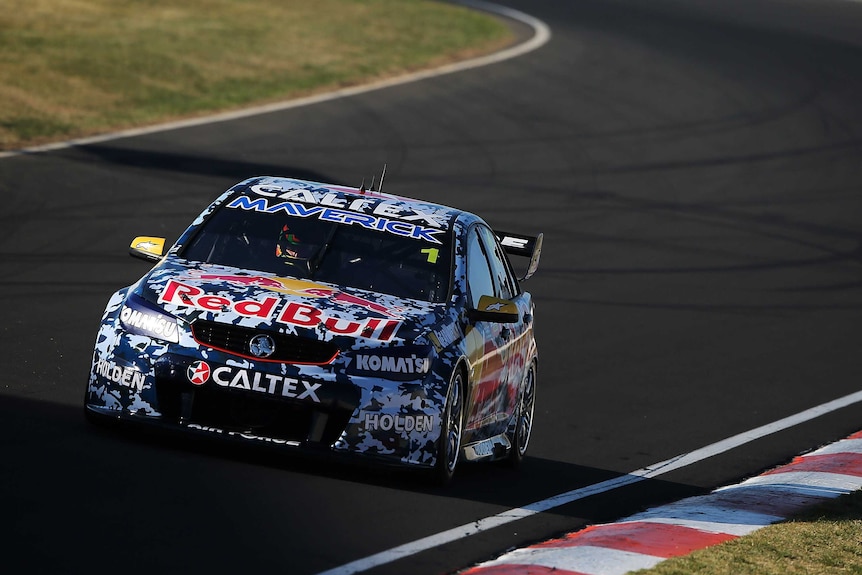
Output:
[
  {"left": 120, "top": 299, "right": 179, "bottom": 343},
  {"left": 354, "top": 353, "right": 430, "bottom": 376},
  {"left": 195, "top": 273, "right": 333, "bottom": 297},
  {"left": 184, "top": 361, "right": 322, "bottom": 403},
  {"left": 228, "top": 196, "right": 444, "bottom": 244},
  {"left": 429, "top": 322, "right": 461, "bottom": 351},
  {"left": 160, "top": 280, "right": 401, "bottom": 341},
  {"left": 130, "top": 236, "right": 166, "bottom": 259},
  {"left": 160, "top": 279, "right": 277, "bottom": 317},
  {"left": 96, "top": 359, "right": 147, "bottom": 392},
  {"left": 278, "top": 301, "right": 400, "bottom": 340},
  {"left": 476, "top": 296, "right": 519, "bottom": 318},
  {"left": 500, "top": 235, "right": 529, "bottom": 250},
  {"left": 364, "top": 413, "right": 435, "bottom": 432},
  {"left": 187, "top": 361, "right": 211, "bottom": 385},
  {"left": 134, "top": 239, "right": 161, "bottom": 251},
  {"left": 247, "top": 183, "right": 448, "bottom": 228},
  {"left": 190, "top": 272, "right": 403, "bottom": 318},
  {"left": 187, "top": 423, "right": 301, "bottom": 446},
  {"left": 227, "top": 432, "right": 300, "bottom": 446},
  {"left": 188, "top": 423, "right": 223, "bottom": 434}
]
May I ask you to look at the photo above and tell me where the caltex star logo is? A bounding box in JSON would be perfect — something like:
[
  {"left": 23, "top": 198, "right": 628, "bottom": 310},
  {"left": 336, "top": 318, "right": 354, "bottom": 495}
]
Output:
[{"left": 187, "top": 361, "right": 211, "bottom": 385}]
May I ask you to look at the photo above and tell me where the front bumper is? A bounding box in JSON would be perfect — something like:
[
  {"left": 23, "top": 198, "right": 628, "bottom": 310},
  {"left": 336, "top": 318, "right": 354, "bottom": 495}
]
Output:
[{"left": 86, "top": 311, "right": 448, "bottom": 470}]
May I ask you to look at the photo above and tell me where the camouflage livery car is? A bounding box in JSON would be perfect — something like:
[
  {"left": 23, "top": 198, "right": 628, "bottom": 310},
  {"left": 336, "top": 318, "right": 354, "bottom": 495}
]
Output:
[{"left": 85, "top": 176, "right": 542, "bottom": 483}]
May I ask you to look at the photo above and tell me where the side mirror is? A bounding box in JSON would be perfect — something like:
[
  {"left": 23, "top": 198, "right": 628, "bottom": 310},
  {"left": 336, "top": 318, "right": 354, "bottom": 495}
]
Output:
[
  {"left": 129, "top": 236, "right": 166, "bottom": 263},
  {"left": 467, "top": 295, "right": 519, "bottom": 323}
]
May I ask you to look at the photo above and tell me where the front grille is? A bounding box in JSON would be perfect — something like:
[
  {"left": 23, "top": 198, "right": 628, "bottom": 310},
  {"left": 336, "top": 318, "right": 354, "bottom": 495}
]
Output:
[
  {"left": 191, "top": 387, "right": 352, "bottom": 446},
  {"left": 155, "top": 381, "right": 353, "bottom": 446},
  {"left": 192, "top": 320, "right": 338, "bottom": 364}
]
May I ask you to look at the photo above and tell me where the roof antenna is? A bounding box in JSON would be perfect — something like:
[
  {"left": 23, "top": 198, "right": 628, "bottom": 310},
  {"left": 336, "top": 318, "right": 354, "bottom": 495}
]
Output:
[
  {"left": 359, "top": 177, "right": 366, "bottom": 193},
  {"left": 370, "top": 174, "right": 376, "bottom": 192},
  {"left": 377, "top": 164, "right": 387, "bottom": 193}
]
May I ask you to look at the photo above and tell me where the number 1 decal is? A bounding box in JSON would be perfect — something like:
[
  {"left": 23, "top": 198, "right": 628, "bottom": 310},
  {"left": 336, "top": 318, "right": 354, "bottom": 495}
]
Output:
[{"left": 421, "top": 247, "right": 439, "bottom": 264}]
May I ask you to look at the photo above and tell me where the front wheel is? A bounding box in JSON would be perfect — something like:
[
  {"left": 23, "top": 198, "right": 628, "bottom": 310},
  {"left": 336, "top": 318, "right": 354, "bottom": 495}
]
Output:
[
  {"left": 508, "top": 361, "right": 537, "bottom": 467},
  {"left": 434, "top": 368, "right": 465, "bottom": 485}
]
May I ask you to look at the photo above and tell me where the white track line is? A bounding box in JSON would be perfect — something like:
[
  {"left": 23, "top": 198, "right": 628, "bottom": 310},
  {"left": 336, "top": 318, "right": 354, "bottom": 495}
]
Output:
[
  {"left": 316, "top": 389, "right": 862, "bottom": 574},
  {"left": 0, "top": 1, "right": 551, "bottom": 160}
]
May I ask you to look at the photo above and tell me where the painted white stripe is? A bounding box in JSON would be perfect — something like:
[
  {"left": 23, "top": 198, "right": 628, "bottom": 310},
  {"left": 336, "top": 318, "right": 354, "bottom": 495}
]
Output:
[
  {"left": 318, "top": 389, "right": 862, "bottom": 574},
  {"left": 624, "top": 499, "right": 784, "bottom": 531},
  {"left": 809, "top": 438, "right": 862, "bottom": 456},
  {"left": 482, "top": 545, "right": 664, "bottom": 575},
  {"left": 620, "top": 517, "right": 763, "bottom": 537},
  {"left": 716, "top": 482, "right": 852, "bottom": 502},
  {"left": 630, "top": 389, "right": 862, "bottom": 479},
  {"left": 0, "top": 0, "right": 551, "bottom": 160},
  {"left": 315, "top": 475, "right": 644, "bottom": 575},
  {"left": 721, "top": 471, "right": 862, "bottom": 494}
]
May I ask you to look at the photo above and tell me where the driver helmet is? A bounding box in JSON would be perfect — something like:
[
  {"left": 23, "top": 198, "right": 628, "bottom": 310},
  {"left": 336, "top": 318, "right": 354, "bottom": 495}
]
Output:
[{"left": 275, "top": 224, "right": 313, "bottom": 260}]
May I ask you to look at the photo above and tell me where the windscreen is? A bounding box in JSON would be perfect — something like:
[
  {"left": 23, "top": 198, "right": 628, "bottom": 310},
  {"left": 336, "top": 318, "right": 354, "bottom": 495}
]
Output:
[{"left": 180, "top": 198, "right": 452, "bottom": 303}]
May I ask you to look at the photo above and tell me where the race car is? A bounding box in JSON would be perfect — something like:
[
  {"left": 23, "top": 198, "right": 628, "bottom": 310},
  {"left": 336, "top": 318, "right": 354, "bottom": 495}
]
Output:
[{"left": 85, "top": 176, "right": 541, "bottom": 483}]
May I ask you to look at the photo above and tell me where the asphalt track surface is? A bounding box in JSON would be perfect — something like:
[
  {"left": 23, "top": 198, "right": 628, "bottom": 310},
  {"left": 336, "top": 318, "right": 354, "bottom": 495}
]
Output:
[{"left": 2, "top": 1, "right": 861, "bottom": 574}]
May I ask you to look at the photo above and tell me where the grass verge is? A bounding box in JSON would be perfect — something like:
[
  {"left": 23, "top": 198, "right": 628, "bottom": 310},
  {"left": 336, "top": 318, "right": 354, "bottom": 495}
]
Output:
[
  {"left": 0, "top": 0, "right": 512, "bottom": 150},
  {"left": 632, "top": 489, "right": 862, "bottom": 575}
]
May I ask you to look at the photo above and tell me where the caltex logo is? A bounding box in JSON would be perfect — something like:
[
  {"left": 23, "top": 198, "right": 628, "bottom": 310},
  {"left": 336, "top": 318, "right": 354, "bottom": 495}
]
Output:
[{"left": 187, "top": 361, "right": 211, "bottom": 385}]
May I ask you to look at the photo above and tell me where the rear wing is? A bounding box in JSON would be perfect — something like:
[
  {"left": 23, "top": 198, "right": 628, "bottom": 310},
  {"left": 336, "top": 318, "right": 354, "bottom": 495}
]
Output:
[{"left": 495, "top": 231, "right": 543, "bottom": 281}]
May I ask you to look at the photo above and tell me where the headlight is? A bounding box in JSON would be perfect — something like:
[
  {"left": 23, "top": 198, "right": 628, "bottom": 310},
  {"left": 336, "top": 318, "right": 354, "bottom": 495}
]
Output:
[
  {"left": 119, "top": 293, "right": 180, "bottom": 343},
  {"left": 345, "top": 345, "right": 434, "bottom": 381}
]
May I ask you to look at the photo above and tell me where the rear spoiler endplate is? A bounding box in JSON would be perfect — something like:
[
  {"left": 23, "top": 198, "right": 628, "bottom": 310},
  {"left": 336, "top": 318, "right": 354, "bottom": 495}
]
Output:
[{"left": 496, "top": 231, "right": 543, "bottom": 281}]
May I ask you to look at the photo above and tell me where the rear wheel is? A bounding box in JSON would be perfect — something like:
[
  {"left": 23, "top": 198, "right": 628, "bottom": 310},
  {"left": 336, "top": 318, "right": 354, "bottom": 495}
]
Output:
[
  {"left": 435, "top": 368, "right": 465, "bottom": 485},
  {"left": 508, "top": 361, "right": 537, "bottom": 467}
]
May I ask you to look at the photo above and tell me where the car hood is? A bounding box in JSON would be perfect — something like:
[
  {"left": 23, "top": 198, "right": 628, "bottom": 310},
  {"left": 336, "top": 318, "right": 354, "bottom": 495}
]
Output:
[{"left": 133, "top": 258, "right": 445, "bottom": 345}]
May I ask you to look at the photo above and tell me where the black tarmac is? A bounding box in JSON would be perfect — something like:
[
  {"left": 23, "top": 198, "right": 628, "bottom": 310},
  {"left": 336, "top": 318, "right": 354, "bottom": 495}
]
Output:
[{"left": 2, "top": 1, "right": 861, "bottom": 573}]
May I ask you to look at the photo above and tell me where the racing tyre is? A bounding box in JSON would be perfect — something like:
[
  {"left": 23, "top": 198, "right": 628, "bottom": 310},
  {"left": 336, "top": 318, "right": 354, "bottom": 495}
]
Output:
[
  {"left": 507, "top": 361, "right": 537, "bottom": 467},
  {"left": 434, "top": 368, "right": 465, "bottom": 485}
]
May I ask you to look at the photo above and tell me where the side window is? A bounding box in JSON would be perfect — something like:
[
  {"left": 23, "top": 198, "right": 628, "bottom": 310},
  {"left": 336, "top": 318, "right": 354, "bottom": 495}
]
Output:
[
  {"left": 466, "top": 227, "right": 496, "bottom": 309},
  {"left": 477, "top": 225, "right": 518, "bottom": 300}
]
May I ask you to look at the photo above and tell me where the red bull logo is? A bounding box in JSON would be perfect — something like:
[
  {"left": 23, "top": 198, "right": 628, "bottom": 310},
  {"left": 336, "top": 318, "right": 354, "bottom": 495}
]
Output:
[
  {"left": 192, "top": 273, "right": 402, "bottom": 318},
  {"left": 196, "top": 273, "right": 332, "bottom": 295},
  {"left": 159, "top": 279, "right": 401, "bottom": 342}
]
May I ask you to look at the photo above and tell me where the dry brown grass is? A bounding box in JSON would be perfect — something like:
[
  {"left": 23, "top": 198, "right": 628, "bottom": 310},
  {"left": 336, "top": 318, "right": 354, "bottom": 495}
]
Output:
[{"left": 0, "top": 0, "right": 512, "bottom": 149}]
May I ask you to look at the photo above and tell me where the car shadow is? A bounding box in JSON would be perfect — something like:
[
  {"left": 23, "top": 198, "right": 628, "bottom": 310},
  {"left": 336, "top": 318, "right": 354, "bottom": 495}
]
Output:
[
  {"left": 59, "top": 142, "right": 346, "bottom": 186},
  {"left": 2, "top": 393, "right": 705, "bottom": 531}
]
